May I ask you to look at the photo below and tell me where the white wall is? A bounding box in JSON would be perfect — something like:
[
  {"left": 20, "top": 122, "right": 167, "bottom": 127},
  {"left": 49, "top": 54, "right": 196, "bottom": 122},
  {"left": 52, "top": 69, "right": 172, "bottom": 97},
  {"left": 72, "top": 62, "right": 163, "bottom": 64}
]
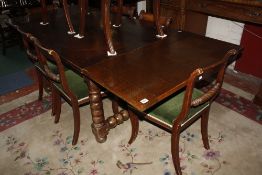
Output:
[
  {"left": 136, "top": 3, "right": 244, "bottom": 69},
  {"left": 137, "top": 0, "right": 147, "bottom": 14},
  {"left": 206, "top": 17, "right": 244, "bottom": 69}
]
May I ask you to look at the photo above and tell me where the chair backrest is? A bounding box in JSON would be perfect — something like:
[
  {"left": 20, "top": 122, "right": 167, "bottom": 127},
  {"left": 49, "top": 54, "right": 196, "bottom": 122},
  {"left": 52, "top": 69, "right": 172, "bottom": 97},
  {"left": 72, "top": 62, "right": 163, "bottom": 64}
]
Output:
[
  {"left": 8, "top": 22, "right": 37, "bottom": 62},
  {"left": 31, "top": 36, "right": 75, "bottom": 99},
  {"left": 1, "top": 0, "right": 27, "bottom": 17},
  {"left": 0, "top": 0, "right": 19, "bottom": 10},
  {"left": 175, "top": 49, "right": 238, "bottom": 125}
]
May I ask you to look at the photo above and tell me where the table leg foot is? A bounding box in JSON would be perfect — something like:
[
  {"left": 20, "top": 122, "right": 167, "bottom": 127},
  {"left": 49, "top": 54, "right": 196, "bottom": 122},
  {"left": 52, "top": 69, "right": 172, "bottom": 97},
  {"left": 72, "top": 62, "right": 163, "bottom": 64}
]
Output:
[
  {"left": 40, "top": 22, "right": 49, "bottom": 25},
  {"left": 74, "top": 34, "right": 85, "bottom": 39},
  {"left": 107, "top": 51, "right": 117, "bottom": 56},
  {"left": 88, "top": 80, "right": 109, "bottom": 143},
  {"left": 156, "top": 34, "right": 167, "bottom": 38},
  {"left": 86, "top": 79, "right": 129, "bottom": 143},
  {"left": 68, "top": 31, "right": 76, "bottom": 35},
  {"left": 91, "top": 123, "right": 108, "bottom": 143},
  {"left": 113, "top": 24, "right": 122, "bottom": 28}
]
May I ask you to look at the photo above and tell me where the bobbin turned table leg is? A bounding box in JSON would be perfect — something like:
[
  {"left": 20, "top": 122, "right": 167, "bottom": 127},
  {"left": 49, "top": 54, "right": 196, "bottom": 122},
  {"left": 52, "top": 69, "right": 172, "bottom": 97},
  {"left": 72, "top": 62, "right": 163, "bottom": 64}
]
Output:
[
  {"left": 87, "top": 80, "right": 108, "bottom": 143},
  {"left": 86, "top": 79, "right": 129, "bottom": 143}
]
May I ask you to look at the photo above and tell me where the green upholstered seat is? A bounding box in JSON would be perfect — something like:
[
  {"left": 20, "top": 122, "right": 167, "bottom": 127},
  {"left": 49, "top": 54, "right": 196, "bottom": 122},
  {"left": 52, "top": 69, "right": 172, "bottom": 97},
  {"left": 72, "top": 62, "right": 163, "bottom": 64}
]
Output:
[
  {"left": 46, "top": 61, "right": 69, "bottom": 72},
  {"left": 47, "top": 61, "right": 57, "bottom": 72},
  {"left": 55, "top": 70, "right": 89, "bottom": 100},
  {"left": 35, "top": 61, "right": 57, "bottom": 72},
  {"left": 148, "top": 89, "right": 209, "bottom": 126}
]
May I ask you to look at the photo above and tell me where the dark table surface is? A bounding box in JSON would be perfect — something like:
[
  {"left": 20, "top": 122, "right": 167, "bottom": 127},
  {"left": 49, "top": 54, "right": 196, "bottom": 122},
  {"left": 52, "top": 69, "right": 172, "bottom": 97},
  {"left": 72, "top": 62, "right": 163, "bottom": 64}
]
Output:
[
  {"left": 83, "top": 31, "right": 241, "bottom": 111},
  {"left": 11, "top": 6, "right": 241, "bottom": 112},
  {"left": 11, "top": 6, "right": 160, "bottom": 73}
]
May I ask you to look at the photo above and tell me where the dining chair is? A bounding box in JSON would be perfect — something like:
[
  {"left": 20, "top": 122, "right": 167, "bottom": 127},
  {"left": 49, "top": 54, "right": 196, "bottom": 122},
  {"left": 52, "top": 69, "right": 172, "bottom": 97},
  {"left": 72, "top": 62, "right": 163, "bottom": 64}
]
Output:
[
  {"left": 7, "top": 22, "right": 55, "bottom": 101},
  {"left": 128, "top": 49, "right": 237, "bottom": 175},
  {"left": 31, "top": 36, "right": 106, "bottom": 145},
  {"left": 0, "top": 6, "right": 24, "bottom": 55}
]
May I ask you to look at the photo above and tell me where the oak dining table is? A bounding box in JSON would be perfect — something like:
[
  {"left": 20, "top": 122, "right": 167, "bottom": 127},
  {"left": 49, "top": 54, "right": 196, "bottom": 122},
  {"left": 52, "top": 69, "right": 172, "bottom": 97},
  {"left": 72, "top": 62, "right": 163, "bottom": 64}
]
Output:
[
  {"left": 82, "top": 30, "right": 241, "bottom": 142},
  {"left": 10, "top": 6, "right": 241, "bottom": 143}
]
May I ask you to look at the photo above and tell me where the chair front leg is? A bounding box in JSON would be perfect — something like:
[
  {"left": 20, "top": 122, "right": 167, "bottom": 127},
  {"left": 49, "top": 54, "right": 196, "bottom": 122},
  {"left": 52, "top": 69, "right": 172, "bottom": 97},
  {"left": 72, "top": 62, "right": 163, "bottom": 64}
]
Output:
[
  {"left": 72, "top": 99, "right": 80, "bottom": 145},
  {"left": 35, "top": 70, "right": 43, "bottom": 100},
  {"left": 128, "top": 109, "right": 139, "bottom": 145},
  {"left": 201, "top": 107, "right": 210, "bottom": 150},
  {"left": 54, "top": 90, "right": 61, "bottom": 123},
  {"left": 62, "top": 0, "right": 75, "bottom": 34},
  {"left": 51, "top": 85, "right": 56, "bottom": 116},
  {"left": 112, "top": 98, "right": 120, "bottom": 114},
  {"left": 171, "top": 124, "right": 182, "bottom": 175}
]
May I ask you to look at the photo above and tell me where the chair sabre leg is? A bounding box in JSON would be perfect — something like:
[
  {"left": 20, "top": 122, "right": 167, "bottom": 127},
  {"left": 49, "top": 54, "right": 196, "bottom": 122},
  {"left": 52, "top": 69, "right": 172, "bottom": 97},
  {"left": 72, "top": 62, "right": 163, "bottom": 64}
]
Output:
[
  {"left": 112, "top": 99, "right": 119, "bottom": 114},
  {"left": 171, "top": 125, "right": 182, "bottom": 175},
  {"left": 51, "top": 86, "right": 56, "bottom": 116},
  {"left": 54, "top": 92, "right": 61, "bottom": 124},
  {"left": 128, "top": 109, "right": 139, "bottom": 145},
  {"left": 201, "top": 107, "right": 210, "bottom": 150},
  {"left": 36, "top": 70, "right": 43, "bottom": 100},
  {"left": 72, "top": 102, "right": 80, "bottom": 145}
]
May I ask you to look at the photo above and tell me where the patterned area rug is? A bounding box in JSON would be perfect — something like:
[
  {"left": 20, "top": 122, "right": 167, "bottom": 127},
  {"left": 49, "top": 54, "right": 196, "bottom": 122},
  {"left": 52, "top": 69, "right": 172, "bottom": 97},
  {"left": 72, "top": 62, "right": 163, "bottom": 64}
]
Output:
[
  {"left": 1, "top": 87, "right": 261, "bottom": 132},
  {"left": 0, "top": 102, "right": 262, "bottom": 175},
  {"left": 0, "top": 90, "right": 262, "bottom": 174},
  {"left": 0, "top": 96, "right": 52, "bottom": 132}
]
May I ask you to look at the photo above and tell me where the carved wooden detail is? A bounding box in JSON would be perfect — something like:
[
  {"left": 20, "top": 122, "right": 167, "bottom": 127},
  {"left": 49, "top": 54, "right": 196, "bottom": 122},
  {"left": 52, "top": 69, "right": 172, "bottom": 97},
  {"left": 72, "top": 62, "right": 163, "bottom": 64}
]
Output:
[
  {"left": 106, "top": 110, "right": 129, "bottom": 129},
  {"left": 87, "top": 80, "right": 109, "bottom": 143},
  {"left": 86, "top": 79, "right": 129, "bottom": 143}
]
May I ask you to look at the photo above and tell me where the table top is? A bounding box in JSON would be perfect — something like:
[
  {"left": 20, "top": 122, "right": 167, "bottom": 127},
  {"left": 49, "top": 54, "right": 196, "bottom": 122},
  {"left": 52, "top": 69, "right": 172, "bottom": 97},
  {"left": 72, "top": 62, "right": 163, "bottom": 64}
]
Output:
[
  {"left": 12, "top": 6, "right": 241, "bottom": 112},
  {"left": 11, "top": 7, "right": 159, "bottom": 73},
  {"left": 83, "top": 31, "right": 241, "bottom": 111}
]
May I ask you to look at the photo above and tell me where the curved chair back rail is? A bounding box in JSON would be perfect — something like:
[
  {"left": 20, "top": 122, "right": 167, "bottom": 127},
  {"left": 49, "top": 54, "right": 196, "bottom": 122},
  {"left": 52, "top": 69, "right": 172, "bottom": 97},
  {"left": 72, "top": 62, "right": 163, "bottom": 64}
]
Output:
[
  {"left": 14, "top": 24, "right": 39, "bottom": 62},
  {"left": 0, "top": 13, "right": 22, "bottom": 55},
  {"left": 176, "top": 49, "right": 238, "bottom": 125},
  {"left": 31, "top": 37, "right": 76, "bottom": 100},
  {"left": 6, "top": 21, "right": 47, "bottom": 100}
]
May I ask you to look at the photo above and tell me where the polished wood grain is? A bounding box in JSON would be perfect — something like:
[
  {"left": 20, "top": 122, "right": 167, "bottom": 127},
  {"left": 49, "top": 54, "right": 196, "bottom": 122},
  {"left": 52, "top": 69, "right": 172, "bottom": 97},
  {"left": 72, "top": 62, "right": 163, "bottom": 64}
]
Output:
[
  {"left": 11, "top": 5, "right": 242, "bottom": 144},
  {"left": 11, "top": 7, "right": 160, "bottom": 73},
  {"left": 83, "top": 30, "right": 241, "bottom": 111},
  {"left": 10, "top": 6, "right": 170, "bottom": 143}
]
